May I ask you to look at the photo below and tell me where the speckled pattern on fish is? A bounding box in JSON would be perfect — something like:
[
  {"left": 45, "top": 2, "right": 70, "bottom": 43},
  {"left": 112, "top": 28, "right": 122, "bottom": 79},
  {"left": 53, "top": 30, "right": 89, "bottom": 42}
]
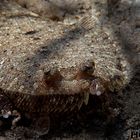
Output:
[{"left": 0, "top": 0, "right": 132, "bottom": 133}]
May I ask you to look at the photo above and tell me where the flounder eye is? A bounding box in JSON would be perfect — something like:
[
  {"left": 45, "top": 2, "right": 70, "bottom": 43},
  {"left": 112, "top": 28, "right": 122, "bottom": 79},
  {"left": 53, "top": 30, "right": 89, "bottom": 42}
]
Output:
[{"left": 81, "top": 60, "right": 95, "bottom": 73}]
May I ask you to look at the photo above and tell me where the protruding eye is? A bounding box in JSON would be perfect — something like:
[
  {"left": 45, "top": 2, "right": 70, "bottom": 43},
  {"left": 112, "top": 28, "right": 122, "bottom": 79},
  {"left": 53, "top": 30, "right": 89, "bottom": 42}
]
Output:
[
  {"left": 81, "top": 60, "right": 95, "bottom": 74},
  {"left": 43, "top": 68, "right": 63, "bottom": 89}
]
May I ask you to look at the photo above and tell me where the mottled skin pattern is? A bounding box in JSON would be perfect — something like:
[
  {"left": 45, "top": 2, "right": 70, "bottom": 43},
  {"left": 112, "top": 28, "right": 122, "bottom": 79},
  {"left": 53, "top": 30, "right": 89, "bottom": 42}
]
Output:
[
  {"left": 0, "top": 0, "right": 131, "bottom": 135},
  {"left": 0, "top": 61, "right": 103, "bottom": 115},
  {"left": 0, "top": 62, "right": 101, "bottom": 134}
]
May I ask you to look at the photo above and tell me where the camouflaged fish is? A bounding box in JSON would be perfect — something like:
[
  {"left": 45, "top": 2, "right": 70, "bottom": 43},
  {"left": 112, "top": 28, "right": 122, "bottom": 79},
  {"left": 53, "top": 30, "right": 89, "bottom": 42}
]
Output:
[{"left": 0, "top": 0, "right": 131, "bottom": 135}]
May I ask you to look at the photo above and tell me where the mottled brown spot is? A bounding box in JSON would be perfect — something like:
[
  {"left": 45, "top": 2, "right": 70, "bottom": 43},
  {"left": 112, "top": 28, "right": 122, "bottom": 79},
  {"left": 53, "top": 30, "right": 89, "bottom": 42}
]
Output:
[{"left": 44, "top": 69, "right": 63, "bottom": 90}]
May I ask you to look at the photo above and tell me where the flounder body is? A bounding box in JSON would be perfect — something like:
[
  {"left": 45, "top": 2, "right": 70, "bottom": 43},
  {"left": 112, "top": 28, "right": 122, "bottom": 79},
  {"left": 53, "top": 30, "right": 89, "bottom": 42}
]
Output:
[{"left": 0, "top": 0, "right": 131, "bottom": 134}]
